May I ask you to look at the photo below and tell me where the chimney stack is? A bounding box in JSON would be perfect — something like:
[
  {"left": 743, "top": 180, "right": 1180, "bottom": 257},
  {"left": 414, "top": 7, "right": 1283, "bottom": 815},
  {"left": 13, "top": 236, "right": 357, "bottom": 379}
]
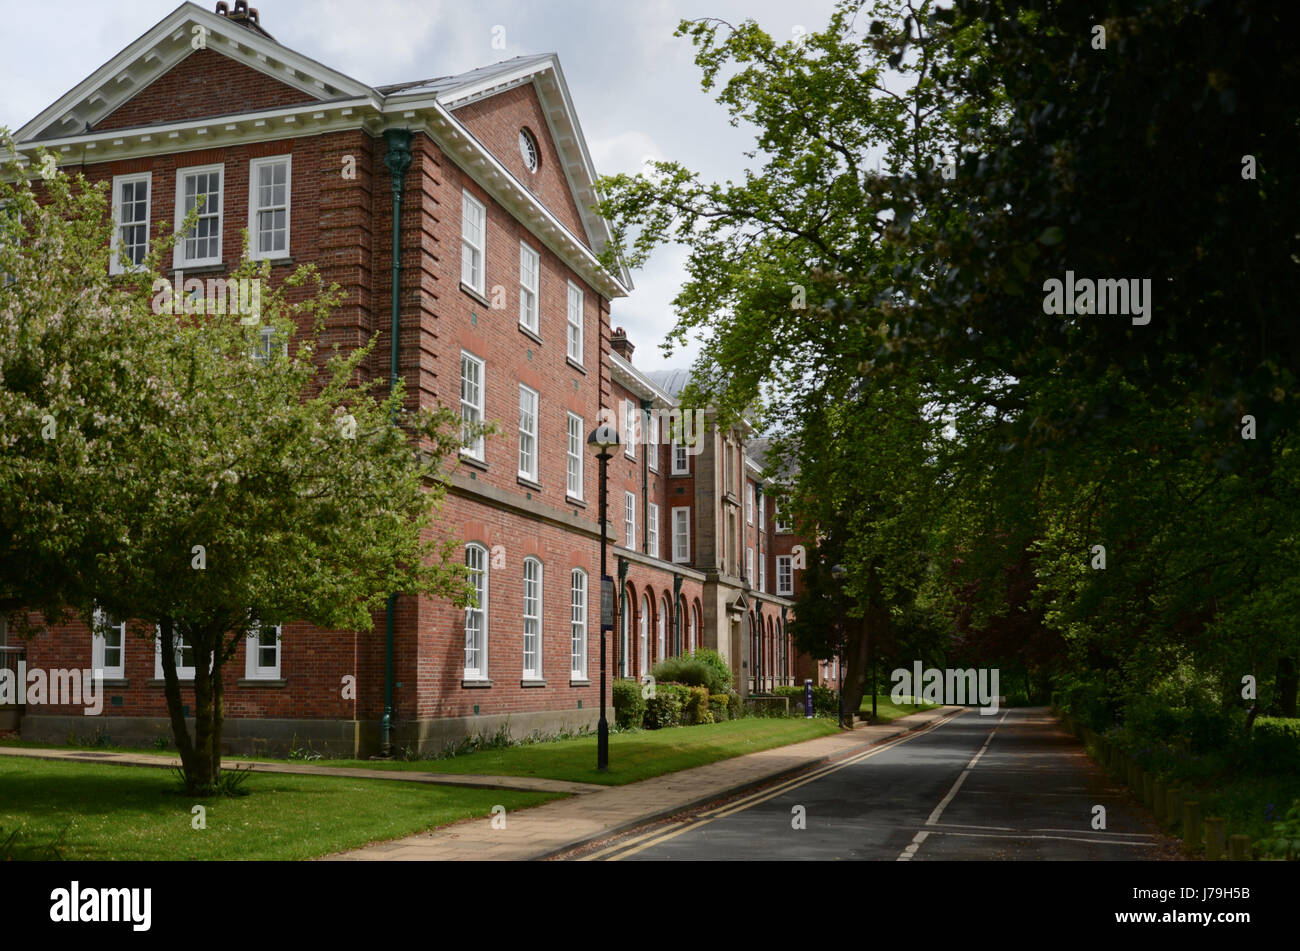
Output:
[
  {"left": 611, "top": 327, "right": 635, "bottom": 361},
  {"left": 215, "top": 1, "right": 272, "bottom": 37}
]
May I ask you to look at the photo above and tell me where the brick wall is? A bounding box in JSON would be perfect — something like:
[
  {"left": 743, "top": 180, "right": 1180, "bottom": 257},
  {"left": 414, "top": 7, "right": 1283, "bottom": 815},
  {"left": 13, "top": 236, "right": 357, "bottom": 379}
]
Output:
[
  {"left": 96, "top": 48, "right": 320, "bottom": 132},
  {"left": 452, "top": 84, "right": 590, "bottom": 248}
]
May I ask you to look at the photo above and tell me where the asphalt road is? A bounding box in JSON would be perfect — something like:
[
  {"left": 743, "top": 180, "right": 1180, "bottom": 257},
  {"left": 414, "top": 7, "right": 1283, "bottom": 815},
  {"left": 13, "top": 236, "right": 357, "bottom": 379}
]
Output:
[{"left": 578, "top": 707, "right": 1177, "bottom": 861}]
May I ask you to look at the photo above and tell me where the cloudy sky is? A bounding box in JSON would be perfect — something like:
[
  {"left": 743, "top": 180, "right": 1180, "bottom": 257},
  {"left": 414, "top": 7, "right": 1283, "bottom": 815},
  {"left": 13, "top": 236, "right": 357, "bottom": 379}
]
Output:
[{"left": 0, "top": 0, "right": 840, "bottom": 373}]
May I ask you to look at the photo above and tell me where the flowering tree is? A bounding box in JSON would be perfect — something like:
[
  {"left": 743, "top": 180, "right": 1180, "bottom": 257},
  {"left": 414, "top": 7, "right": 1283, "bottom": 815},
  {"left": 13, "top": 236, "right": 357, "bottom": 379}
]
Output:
[{"left": 0, "top": 134, "right": 471, "bottom": 792}]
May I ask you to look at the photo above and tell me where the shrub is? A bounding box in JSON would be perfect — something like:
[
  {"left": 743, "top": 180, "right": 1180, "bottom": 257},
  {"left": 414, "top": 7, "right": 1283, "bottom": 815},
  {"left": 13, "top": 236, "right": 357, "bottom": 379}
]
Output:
[
  {"left": 1258, "top": 798, "right": 1300, "bottom": 860},
  {"left": 745, "top": 696, "right": 793, "bottom": 718},
  {"left": 651, "top": 656, "right": 724, "bottom": 693},
  {"left": 773, "top": 684, "right": 838, "bottom": 717},
  {"left": 613, "top": 678, "right": 646, "bottom": 730},
  {"left": 1251, "top": 718, "right": 1300, "bottom": 774},
  {"left": 725, "top": 689, "right": 743, "bottom": 720},
  {"left": 708, "top": 693, "right": 730, "bottom": 722},
  {"left": 643, "top": 683, "right": 689, "bottom": 729},
  {"left": 690, "top": 648, "right": 733, "bottom": 691},
  {"left": 682, "top": 685, "right": 712, "bottom": 725}
]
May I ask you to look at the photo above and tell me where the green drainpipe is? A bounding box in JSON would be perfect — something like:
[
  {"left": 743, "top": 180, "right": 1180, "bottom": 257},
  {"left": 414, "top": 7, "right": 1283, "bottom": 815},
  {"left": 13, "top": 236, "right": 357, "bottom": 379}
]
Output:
[
  {"left": 617, "top": 556, "right": 630, "bottom": 676},
  {"left": 640, "top": 398, "right": 651, "bottom": 556},
  {"left": 380, "top": 128, "right": 412, "bottom": 758}
]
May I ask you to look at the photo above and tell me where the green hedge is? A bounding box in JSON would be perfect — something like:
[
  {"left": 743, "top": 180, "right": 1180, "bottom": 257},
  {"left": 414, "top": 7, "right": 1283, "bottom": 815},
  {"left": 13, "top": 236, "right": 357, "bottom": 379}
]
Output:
[
  {"left": 613, "top": 678, "right": 646, "bottom": 730},
  {"left": 1252, "top": 718, "right": 1300, "bottom": 773},
  {"left": 650, "top": 656, "right": 726, "bottom": 694},
  {"left": 772, "top": 684, "right": 838, "bottom": 717},
  {"left": 689, "top": 648, "right": 733, "bottom": 692},
  {"left": 682, "top": 685, "right": 713, "bottom": 725},
  {"left": 708, "top": 693, "right": 730, "bottom": 722},
  {"left": 644, "top": 683, "right": 690, "bottom": 729},
  {"left": 725, "top": 689, "right": 742, "bottom": 719}
]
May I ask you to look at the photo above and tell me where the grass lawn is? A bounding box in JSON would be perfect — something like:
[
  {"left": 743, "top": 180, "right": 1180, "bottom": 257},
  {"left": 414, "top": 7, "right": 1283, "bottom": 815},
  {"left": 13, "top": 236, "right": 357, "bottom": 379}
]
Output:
[
  {"left": 0, "top": 757, "right": 560, "bottom": 860},
  {"left": 323, "top": 717, "right": 841, "bottom": 786},
  {"left": 858, "top": 695, "right": 940, "bottom": 723}
]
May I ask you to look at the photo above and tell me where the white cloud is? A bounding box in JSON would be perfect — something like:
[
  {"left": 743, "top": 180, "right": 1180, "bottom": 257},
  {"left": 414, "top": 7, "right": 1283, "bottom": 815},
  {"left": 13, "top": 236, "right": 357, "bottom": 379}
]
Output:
[
  {"left": 588, "top": 129, "right": 663, "bottom": 177},
  {"left": 0, "top": 0, "right": 841, "bottom": 373}
]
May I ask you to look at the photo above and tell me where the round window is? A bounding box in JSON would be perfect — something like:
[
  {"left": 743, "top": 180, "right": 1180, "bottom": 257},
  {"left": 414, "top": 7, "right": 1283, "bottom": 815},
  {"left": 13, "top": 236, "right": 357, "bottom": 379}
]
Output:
[{"left": 519, "top": 128, "right": 539, "bottom": 173}]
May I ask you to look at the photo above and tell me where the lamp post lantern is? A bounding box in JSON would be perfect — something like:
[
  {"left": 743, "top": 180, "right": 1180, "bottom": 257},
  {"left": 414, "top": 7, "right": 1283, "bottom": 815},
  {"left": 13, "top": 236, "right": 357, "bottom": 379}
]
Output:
[
  {"left": 831, "top": 563, "right": 847, "bottom": 729},
  {"left": 588, "top": 421, "right": 621, "bottom": 771}
]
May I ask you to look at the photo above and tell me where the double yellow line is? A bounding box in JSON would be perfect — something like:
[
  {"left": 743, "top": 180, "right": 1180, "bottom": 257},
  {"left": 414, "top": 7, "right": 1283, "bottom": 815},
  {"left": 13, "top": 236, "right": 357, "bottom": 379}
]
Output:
[{"left": 581, "top": 711, "right": 965, "bottom": 861}]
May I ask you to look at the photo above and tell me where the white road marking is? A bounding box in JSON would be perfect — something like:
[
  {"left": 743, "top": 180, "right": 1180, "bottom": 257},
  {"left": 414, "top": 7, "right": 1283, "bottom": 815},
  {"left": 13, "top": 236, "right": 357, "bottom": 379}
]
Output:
[
  {"left": 923, "top": 829, "right": 1156, "bottom": 847},
  {"left": 929, "top": 821, "right": 1155, "bottom": 839},
  {"left": 583, "top": 710, "right": 968, "bottom": 861},
  {"left": 897, "top": 708, "right": 1010, "bottom": 861}
]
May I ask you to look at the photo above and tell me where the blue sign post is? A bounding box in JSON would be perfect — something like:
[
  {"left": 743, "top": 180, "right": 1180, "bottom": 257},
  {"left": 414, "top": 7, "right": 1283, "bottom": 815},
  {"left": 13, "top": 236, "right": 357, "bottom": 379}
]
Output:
[{"left": 803, "top": 679, "right": 814, "bottom": 719}]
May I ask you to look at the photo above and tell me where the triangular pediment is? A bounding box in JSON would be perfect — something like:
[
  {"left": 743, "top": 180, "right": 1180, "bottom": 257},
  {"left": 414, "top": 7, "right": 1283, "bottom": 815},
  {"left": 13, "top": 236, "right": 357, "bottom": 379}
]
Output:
[
  {"left": 15, "top": 1, "right": 373, "bottom": 144},
  {"left": 382, "top": 54, "right": 624, "bottom": 277}
]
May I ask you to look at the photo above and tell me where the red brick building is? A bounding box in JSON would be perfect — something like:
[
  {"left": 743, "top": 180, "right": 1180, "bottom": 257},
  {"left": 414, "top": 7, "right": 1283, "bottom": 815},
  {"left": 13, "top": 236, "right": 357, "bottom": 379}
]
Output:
[{"left": 2, "top": 2, "right": 821, "bottom": 754}]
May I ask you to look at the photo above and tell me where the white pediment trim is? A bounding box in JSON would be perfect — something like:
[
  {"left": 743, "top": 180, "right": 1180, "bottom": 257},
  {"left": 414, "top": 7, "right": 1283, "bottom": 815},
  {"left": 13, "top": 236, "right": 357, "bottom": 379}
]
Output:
[
  {"left": 14, "top": 2, "right": 374, "bottom": 145},
  {"left": 387, "top": 55, "right": 625, "bottom": 286}
]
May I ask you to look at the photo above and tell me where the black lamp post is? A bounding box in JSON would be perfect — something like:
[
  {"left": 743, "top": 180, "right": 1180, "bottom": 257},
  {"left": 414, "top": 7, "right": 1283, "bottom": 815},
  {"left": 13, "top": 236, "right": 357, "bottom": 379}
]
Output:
[
  {"left": 831, "top": 563, "right": 847, "bottom": 728},
  {"left": 588, "top": 421, "right": 621, "bottom": 771}
]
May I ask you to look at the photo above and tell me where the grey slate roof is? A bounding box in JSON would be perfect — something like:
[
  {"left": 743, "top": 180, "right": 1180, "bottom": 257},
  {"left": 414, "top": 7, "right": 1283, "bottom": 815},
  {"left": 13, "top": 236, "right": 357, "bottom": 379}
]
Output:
[
  {"left": 644, "top": 368, "right": 692, "bottom": 399},
  {"left": 377, "top": 54, "right": 557, "bottom": 98}
]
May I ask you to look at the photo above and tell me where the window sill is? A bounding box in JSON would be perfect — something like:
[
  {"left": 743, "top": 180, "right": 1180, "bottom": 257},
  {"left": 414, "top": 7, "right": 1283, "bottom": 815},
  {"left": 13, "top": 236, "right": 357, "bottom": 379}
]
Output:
[
  {"left": 566, "top": 495, "right": 585, "bottom": 508},
  {"left": 238, "top": 677, "right": 287, "bottom": 687},
  {"left": 460, "top": 282, "right": 490, "bottom": 307},
  {"left": 462, "top": 678, "right": 493, "bottom": 688},
  {"left": 93, "top": 677, "right": 129, "bottom": 688},
  {"left": 459, "top": 453, "right": 489, "bottom": 472},
  {"left": 565, "top": 357, "right": 586, "bottom": 375},
  {"left": 250, "top": 254, "right": 293, "bottom": 266},
  {"left": 147, "top": 678, "right": 194, "bottom": 686},
  {"left": 517, "top": 475, "right": 542, "bottom": 491},
  {"left": 169, "top": 262, "right": 225, "bottom": 275},
  {"left": 569, "top": 679, "right": 591, "bottom": 687},
  {"left": 521, "top": 679, "right": 547, "bottom": 688},
  {"left": 519, "top": 325, "right": 542, "bottom": 345}
]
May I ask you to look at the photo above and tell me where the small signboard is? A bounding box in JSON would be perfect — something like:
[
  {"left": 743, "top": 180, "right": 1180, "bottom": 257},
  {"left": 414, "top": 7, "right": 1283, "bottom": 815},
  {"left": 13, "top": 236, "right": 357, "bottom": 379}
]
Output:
[{"left": 602, "top": 576, "right": 615, "bottom": 630}]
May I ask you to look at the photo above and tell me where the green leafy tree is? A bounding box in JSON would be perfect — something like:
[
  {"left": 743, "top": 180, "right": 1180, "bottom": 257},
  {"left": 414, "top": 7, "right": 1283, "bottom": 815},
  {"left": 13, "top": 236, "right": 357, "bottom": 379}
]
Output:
[{"left": 0, "top": 134, "right": 472, "bottom": 792}]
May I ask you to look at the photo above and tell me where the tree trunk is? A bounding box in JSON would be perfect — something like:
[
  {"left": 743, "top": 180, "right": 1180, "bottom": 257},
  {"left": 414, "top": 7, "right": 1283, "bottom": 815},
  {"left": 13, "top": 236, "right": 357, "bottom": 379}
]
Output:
[
  {"left": 191, "top": 637, "right": 215, "bottom": 791},
  {"left": 839, "top": 614, "right": 872, "bottom": 722},
  {"left": 840, "top": 566, "right": 888, "bottom": 722},
  {"left": 158, "top": 617, "right": 199, "bottom": 784},
  {"left": 1278, "top": 656, "right": 1298, "bottom": 718},
  {"left": 211, "top": 646, "right": 225, "bottom": 783}
]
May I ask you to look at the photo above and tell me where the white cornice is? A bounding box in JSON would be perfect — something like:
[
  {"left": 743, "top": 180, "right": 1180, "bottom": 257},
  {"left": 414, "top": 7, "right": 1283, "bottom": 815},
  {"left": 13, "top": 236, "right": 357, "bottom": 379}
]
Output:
[
  {"left": 4, "top": 3, "right": 630, "bottom": 299},
  {"left": 403, "top": 101, "right": 628, "bottom": 299},
  {"left": 388, "top": 54, "right": 628, "bottom": 289},
  {"left": 15, "top": 3, "right": 372, "bottom": 146},
  {"left": 610, "top": 352, "right": 676, "bottom": 404}
]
